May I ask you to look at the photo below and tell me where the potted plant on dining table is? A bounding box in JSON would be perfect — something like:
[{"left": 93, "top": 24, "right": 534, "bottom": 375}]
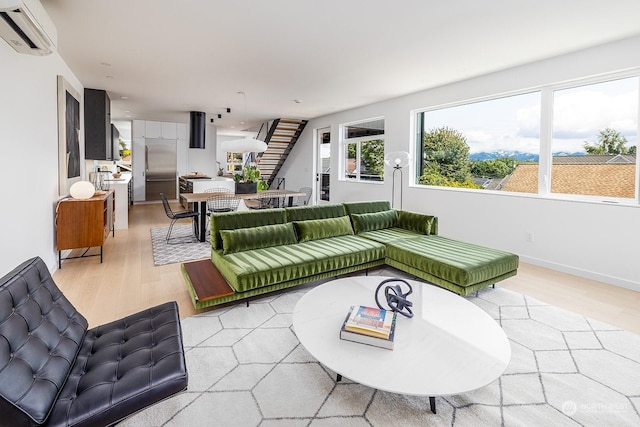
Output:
[{"left": 234, "top": 164, "right": 263, "bottom": 194}]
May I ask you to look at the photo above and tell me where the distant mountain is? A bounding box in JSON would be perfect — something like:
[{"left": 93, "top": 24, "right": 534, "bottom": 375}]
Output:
[
  {"left": 552, "top": 152, "right": 586, "bottom": 157},
  {"left": 469, "top": 151, "right": 585, "bottom": 162},
  {"left": 469, "top": 151, "right": 539, "bottom": 162}
]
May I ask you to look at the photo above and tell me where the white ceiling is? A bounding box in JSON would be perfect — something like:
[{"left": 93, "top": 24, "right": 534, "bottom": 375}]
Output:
[{"left": 43, "top": 0, "right": 640, "bottom": 134}]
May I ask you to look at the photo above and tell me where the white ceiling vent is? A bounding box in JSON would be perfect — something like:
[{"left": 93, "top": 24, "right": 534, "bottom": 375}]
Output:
[{"left": 0, "top": 0, "right": 57, "bottom": 55}]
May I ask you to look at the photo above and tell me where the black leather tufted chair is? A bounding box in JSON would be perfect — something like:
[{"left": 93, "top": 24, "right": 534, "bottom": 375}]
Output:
[{"left": 0, "top": 257, "right": 188, "bottom": 427}]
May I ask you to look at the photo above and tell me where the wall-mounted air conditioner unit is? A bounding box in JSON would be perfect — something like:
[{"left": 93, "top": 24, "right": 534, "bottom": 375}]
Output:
[{"left": 0, "top": 0, "right": 57, "bottom": 55}]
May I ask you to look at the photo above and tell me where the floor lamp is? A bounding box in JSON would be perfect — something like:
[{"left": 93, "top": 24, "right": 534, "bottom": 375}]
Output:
[{"left": 384, "top": 151, "right": 411, "bottom": 209}]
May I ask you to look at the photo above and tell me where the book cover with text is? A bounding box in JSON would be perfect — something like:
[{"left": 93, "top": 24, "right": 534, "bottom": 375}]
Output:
[
  {"left": 343, "top": 305, "right": 395, "bottom": 339},
  {"left": 340, "top": 306, "right": 396, "bottom": 350}
]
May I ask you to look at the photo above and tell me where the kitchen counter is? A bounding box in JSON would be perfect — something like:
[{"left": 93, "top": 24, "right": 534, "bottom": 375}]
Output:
[
  {"left": 104, "top": 173, "right": 132, "bottom": 230},
  {"left": 190, "top": 177, "right": 234, "bottom": 193},
  {"left": 178, "top": 176, "right": 234, "bottom": 207},
  {"left": 181, "top": 176, "right": 234, "bottom": 193}
]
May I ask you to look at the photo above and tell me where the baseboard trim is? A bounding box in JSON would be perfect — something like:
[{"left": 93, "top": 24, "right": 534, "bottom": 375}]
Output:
[{"left": 519, "top": 255, "right": 640, "bottom": 293}]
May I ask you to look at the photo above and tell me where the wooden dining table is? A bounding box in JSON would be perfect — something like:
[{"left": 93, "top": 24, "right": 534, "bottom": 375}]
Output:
[{"left": 180, "top": 189, "right": 307, "bottom": 242}]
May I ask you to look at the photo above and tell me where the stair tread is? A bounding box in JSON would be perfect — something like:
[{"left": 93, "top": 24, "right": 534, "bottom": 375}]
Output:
[{"left": 262, "top": 118, "right": 308, "bottom": 186}]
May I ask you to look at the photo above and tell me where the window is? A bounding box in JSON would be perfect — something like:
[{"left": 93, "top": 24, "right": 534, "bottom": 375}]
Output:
[
  {"left": 342, "top": 118, "right": 385, "bottom": 182},
  {"left": 415, "top": 72, "right": 640, "bottom": 202},
  {"left": 417, "top": 92, "right": 541, "bottom": 192},
  {"left": 551, "top": 77, "right": 638, "bottom": 199},
  {"left": 226, "top": 152, "right": 244, "bottom": 173}
]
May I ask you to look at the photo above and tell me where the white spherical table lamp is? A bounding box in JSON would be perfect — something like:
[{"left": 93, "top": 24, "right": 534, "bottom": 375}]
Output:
[
  {"left": 69, "top": 181, "right": 96, "bottom": 199},
  {"left": 383, "top": 151, "right": 411, "bottom": 209}
]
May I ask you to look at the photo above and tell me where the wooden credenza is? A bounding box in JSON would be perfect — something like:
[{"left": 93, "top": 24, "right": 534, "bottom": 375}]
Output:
[{"left": 56, "top": 190, "right": 114, "bottom": 267}]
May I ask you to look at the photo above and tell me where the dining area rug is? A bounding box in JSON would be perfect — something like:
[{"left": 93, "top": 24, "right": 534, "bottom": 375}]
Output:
[
  {"left": 150, "top": 225, "right": 210, "bottom": 266},
  {"left": 120, "top": 268, "right": 640, "bottom": 426}
]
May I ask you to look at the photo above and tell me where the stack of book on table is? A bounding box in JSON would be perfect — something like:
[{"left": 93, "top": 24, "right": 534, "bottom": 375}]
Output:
[{"left": 340, "top": 305, "right": 397, "bottom": 350}]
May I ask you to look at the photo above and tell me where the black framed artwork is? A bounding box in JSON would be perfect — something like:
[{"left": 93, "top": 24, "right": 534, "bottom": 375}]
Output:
[{"left": 57, "top": 75, "right": 81, "bottom": 196}]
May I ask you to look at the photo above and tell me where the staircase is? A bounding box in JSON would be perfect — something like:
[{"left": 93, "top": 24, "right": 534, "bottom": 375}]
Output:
[{"left": 256, "top": 118, "right": 308, "bottom": 187}]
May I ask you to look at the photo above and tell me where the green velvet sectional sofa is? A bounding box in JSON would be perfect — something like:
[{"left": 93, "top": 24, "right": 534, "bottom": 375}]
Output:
[{"left": 182, "top": 201, "right": 519, "bottom": 309}]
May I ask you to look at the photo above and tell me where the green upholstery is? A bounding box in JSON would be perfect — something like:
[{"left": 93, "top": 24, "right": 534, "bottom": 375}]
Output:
[
  {"left": 397, "top": 210, "right": 438, "bottom": 235},
  {"left": 294, "top": 216, "right": 354, "bottom": 242},
  {"left": 220, "top": 223, "right": 297, "bottom": 255},
  {"left": 182, "top": 200, "right": 519, "bottom": 309},
  {"left": 210, "top": 208, "right": 287, "bottom": 250},
  {"left": 212, "top": 235, "right": 385, "bottom": 293},
  {"left": 342, "top": 202, "right": 438, "bottom": 235},
  {"left": 386, "top": 235, "right": 519, "bottom": 290},
  {"left": 182, "top": 260, "right": 385, "bottom": 310},
  {"left": 385, "top": 259, "right": 517, "bottom": 296},
  {"left": 357, "top": 227, "right": 423, "bottom": 244},
  {"left": 350, "top": 210, "right": 398, "bottom": 233},
  {"left": 285, "top": 204, "right": 347, "bottom": 221},
  {"left": 343, "top": 200, "right": 391, "bottom": 215}
]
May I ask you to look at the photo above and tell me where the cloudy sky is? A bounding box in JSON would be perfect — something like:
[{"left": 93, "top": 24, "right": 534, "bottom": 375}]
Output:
[{"left": 424, "top": 76, "right": 638, "bottom": 154}]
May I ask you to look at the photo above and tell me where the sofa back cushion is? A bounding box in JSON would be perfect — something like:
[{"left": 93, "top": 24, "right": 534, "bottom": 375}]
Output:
[
  {"left": 210, "top": 208, "right": 288, "bottom": 250},
  {"left": 294, "top": 216, "right": 354, "bottom": 242},
  {"left": 220, "top": 223, "right": 298, "bottom": 255},
  {"left": 398, "top": 210, "right": 438, "bottom": 235},
  {"left": 0, "top": 257, "right": 88, "bottom": 426},
  {"left": 285, "top": 204, "right": 347, "bottom": 222},
  {"left": 343, "top": 200, "right": 391, "bottom": 215},
  {"left": 350, "top": 209, "right": 398, "bottom": 233}
]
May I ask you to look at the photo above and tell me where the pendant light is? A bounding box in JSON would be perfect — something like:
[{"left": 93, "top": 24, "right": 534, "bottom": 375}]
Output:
[{"left": 219, "top": 91, "right": 267, "bottom": 153}]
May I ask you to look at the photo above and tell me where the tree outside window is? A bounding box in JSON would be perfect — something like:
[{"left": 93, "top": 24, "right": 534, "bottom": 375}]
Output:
[
  {"left": 551, "top": 77, "right": 638, "bottom": 199},
  {"left": 417, "top": 91, "right": 540, "bottom": 192},
  {"left": 415, "top": 75, "right": 639, "bottom": 201},
  {"left": 342, "top": 119, "right": 385, "bottom": 182}
]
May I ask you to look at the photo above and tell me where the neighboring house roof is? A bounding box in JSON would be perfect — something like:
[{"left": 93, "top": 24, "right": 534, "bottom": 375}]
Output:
[
  {"left": 502, "top": 163, "right": 636, "bottom": 197},
  {"left": 551, "top": 155, "right": 636, "bottom": 164}
]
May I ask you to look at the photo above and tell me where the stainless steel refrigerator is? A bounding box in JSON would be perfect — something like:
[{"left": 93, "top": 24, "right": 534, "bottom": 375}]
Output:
[{"left": 145, "top": 139, "right": 177, "bottom": 201}]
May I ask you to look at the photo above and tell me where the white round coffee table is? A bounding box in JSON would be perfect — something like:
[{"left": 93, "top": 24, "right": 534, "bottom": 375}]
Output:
[{"left": 292, "top": 276, "right": 511, "bottom": 413}]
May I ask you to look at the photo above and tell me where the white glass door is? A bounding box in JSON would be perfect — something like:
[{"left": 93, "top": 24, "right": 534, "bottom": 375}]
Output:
[{"left": 316, "top": 127, "right": 331, "bottom": 204}]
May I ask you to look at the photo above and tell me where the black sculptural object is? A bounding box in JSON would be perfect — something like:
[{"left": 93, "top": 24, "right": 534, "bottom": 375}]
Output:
[{"left": 375, "top": 278, "right": 414, "bottom": 318}]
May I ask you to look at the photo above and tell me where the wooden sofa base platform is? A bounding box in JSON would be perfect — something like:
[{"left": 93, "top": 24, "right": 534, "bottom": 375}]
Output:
[
  {"left": 181, "top": 259, "right": 385, "bottom": 310},
  {"left": 181, "top": 259, "right": 235, "bottom": 303},
  {"left": 181, "top": 258, "right": 511, "bottom": 310}
]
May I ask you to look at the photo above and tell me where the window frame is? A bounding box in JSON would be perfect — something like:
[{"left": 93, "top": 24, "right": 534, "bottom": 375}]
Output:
[
  {"left": 340, "top": 117, "right": 386, "bottom": 183},
  {"left": 413, "top": 70, "right": 640, "bottom": 206}
]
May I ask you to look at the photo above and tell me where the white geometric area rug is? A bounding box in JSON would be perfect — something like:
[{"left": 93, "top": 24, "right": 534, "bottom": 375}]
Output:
[
  {"left": 121, "top": 274, "right": 640, "bottom": 426},
  {"left": 150, "top": 225, "right": 210, "bottom": 266}
]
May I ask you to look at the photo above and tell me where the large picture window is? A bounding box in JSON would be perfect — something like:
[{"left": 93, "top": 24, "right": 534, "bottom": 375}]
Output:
[
  {"left": 550, "top": 77, "right": 637, "bottom": 198},
  {"left": 342, "top": 118, "right": 385, "bottom": 182},
  {"left": 416, "top": 72, "right": 640, "bottom": 202},
  {"left": 417, "top": 92, "right": 541, "bottom": 192}
]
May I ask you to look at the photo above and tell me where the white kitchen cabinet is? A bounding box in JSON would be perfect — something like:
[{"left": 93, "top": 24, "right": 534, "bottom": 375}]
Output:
[
  {"left": 177, "top": 123, "right": 189, "bottom": 176},
  {"left": 161, "top": 122, "right": 177, "bottom": 139},
  {"left": 132, "top": 136, "right": 146, "bottom": 202},
  {"left": 108, "top": 173, "right": 132, "bottom": 229},
  {"left": 131, "top": 120, "right": 188, "bottom": 201},
  {"left": 177, "top": 123, "right": 188, "bottom": 140},
  {"left": 132, "top": 120, "right": 145, "bottom": 138},
  {"left": 177, "top": 139, "right": 188, "bottom": 176},
  {"left": 145, "top": 121, "right": 177, "bottom": 139},
  {"left": 145, "top": 121, "right": 162, "bottom": 138}
]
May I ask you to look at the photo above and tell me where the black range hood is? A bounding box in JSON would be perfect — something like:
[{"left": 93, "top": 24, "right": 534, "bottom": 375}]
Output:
[{"left": 189, "top": 111, "right": 205, "bottom": 149}]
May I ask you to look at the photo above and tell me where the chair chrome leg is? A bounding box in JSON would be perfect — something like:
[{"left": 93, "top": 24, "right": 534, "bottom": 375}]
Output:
[
  {"left": 166, "top": 219, "right": 177, "bottom": 243},
  {"left": 192, "top": 216, "right": 199, "bottom": 239}
]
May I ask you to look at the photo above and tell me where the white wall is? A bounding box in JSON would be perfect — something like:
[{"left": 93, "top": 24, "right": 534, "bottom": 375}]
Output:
[
  {"left": 187, "top": 122, "right": 217, "bottom": 177},
  {"left": 0, "top": 42, "right": 84, "bottom": 276},
  {"left": 131, "top": 120, "right": 217, "bottom": 201},
  {"left": 281, "top": 35, "right": 640, "bottom": 292}
]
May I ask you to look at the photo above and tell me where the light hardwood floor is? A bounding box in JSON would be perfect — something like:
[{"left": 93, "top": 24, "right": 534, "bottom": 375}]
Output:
[{"left": 53, "top": 203, "right": 640, "bottom": 334}]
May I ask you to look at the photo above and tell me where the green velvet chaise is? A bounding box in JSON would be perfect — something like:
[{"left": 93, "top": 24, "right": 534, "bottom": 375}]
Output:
[{"left": 182, "top": 201, "right": 519, "bottom": 309}]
